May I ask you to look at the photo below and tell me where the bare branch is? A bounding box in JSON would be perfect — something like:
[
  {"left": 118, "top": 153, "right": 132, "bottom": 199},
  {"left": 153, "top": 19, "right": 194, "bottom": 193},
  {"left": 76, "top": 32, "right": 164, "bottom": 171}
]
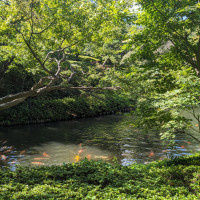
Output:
[
  {"left": 0, "top": 91, "right": 35, "bottom": 105},
  {"left": 0, "top": 97, "right": 27, "bottom": 111},
  {"left": 55, "top": 50, "right": 66, "bottom": 76},
  {"left": 0, "top": 85, "right": 120, "bottom": 111},
  {"left": 31, "top": 76, "right": 55, "bottom": 91}
]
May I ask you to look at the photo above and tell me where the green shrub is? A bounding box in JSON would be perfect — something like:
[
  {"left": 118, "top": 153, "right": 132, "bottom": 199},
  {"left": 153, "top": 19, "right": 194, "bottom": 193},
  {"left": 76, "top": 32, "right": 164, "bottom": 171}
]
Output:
[
  {"left": 0, "top": 93, "right": 134, "bottom": 125},
  {"left": 0, "top": 155, "right": 200, "bottom": 199}
]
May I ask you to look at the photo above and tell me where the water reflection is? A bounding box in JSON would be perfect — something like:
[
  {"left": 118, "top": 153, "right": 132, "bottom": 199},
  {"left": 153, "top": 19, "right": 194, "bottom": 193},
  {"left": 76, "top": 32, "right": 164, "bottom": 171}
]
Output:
[{"left": 0, "top": 113, "right": 200, "bottom": 169}]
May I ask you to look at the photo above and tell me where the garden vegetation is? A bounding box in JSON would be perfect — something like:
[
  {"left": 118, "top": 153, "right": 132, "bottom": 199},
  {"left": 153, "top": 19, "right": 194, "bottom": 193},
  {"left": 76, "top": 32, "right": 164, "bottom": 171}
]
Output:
[
  {"left": 1, "top": 0, "right": 200, "bottom": 199},
  {"left": 1, "top": 154, "right": 200, "bottom": 199}
]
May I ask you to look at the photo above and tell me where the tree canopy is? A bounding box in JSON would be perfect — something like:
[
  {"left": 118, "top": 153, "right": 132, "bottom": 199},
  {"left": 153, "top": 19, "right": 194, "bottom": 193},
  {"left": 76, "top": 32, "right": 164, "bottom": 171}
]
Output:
[
  {"left": 1, "top": 0, "right": 200, "bottom": 144},
  {"left": 117, "top": 0, "right": 200, "bottom": 142},
  {"left": 0, "top": 0, "right": 132, "bottom": 111}
]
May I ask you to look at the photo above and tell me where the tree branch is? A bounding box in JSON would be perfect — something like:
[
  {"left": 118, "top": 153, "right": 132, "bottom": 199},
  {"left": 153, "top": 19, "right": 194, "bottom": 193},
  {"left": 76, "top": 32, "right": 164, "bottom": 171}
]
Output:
[
  {"left": 32, "top": 20, "right": 56, "bottom": 35},
  {"left": 149, "top": 0, "right": 197, "bottom": 60},
  {"left": 0, "top": 85, "right": 120, "bottom": 111}
]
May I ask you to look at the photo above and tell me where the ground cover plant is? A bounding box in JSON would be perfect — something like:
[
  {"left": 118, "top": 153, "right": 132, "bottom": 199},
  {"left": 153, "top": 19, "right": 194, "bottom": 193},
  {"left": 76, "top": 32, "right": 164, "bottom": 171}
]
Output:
[{"left": 0, "top": 154, "right": 200, "bottom": 199}]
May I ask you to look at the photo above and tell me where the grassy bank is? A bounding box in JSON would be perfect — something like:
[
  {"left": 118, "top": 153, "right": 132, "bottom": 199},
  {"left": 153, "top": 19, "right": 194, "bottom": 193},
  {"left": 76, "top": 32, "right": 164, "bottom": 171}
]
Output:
[
  {"left": 0, "top": 93, "right": 134, "bottom": 126},
  {"left": 0, "top": 154, "right": 200, "bottom": 199}
]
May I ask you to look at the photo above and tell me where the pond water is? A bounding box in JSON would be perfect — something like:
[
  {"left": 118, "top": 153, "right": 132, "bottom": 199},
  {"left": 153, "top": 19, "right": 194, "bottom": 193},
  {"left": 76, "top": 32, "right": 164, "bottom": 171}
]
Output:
[{"left": 0, "top": 113, "right": 200, "bottom": 170}]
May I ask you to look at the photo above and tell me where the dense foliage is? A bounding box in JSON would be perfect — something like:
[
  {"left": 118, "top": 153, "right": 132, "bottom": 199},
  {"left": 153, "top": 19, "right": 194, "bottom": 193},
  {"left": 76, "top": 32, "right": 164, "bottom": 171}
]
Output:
[
  {"left": 114, "top": 0, "right": 200, "bottom": 142},
  {"left": 0, "top": 0, "right": 132, "bottom": 110},
  {"left": 1, "top": 0, "right": 200, "bottom": 142},
  {"left": 0, "top": 92, "right": 134, "bottom": 125},
  {"left": 1, "top": 1, "right": 200, "bottom": 198},
  {"left": 0, "top": 154, "right": 200, "bottom": 199}
]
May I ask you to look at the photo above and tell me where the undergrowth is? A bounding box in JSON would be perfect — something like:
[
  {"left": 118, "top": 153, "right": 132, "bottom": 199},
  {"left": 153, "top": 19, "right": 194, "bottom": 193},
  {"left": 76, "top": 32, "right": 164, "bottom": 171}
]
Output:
[{"left": 0, "top": 154, "right": 200, "bottom": 199}]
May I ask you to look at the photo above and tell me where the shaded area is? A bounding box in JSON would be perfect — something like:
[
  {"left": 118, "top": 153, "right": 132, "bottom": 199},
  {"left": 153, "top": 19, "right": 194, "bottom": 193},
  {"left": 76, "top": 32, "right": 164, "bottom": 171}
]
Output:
[{"left": 0, "top": 114, "right": 200, "bottom": 169}]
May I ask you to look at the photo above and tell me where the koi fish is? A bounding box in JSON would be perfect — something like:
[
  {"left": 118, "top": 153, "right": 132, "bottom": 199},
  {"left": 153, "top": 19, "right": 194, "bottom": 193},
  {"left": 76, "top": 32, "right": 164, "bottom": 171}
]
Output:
[
  {"left": 181, "top": 145, "right": 185, "bottom": 148},
  {"left": 195, "top": 124, "right": 199, "bottom": 127},
  {"left": 43, "top": 152, "right": 50, "bottom": 157},
  {"left": 86, "top": 154, "right": 91, "bottom": 161},
  {"left": 20, "top": 150, "right": 26, "bottom": 155},
  {"left": 1, "top": 155, "right": 7, "bottom": 160},
  {"left": 78, "top": 149, "right": 84, "bottom": 154},
  {"left": 31, "top": 162, "right": 45, "bottom": 165},
  {"left": 162, "top": 150, "right": 169, "bottom": 153},
  {"left": 148, "top": 152, "right": 155, "bottom": 157},
  {"left": 3, "top": 149, "right": 12, "bottom": 153},
  {"left": 184, "top": 141, "right": 192, "bottom": 144},
  {"left": 34, "top": 157, "right": 49, "bottom": 160},
  {"left": 94, "top": 156, "right": 111, "bottom": 160},
  {"left": 74, "top": 155, "right": 80, "bottom": 162},
  {"left": 10, "top": 160, "right": 17, "bottom": 164}
]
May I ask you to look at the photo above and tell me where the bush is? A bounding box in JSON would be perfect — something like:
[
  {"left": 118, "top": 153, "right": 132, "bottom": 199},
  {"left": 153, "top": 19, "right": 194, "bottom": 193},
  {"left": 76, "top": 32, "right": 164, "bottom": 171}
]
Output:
[
  {"left": 0, "top": 154, "right": 200, "bottom": 199},
  {"left": 0, "top": 93, "right": 134, "bottom": 125}
]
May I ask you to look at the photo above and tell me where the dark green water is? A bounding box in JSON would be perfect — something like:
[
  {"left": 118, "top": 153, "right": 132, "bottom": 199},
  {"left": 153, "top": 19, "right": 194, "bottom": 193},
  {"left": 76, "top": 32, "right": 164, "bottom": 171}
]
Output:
[{"left": 0, "top": 113, "right": 200, "bottom": 169}]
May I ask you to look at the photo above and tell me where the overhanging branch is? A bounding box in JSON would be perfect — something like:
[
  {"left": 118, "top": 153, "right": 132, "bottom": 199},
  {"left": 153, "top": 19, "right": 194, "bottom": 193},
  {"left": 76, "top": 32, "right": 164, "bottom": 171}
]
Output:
[{"left": 0, "top": 86, "right": 120, "bottom": 111}]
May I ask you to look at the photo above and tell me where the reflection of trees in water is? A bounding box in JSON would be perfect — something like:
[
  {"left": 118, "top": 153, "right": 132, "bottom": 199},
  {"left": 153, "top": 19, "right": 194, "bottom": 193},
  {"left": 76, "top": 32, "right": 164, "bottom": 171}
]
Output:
[
  {"left": 0, "top": 114, "right": 199, "bottom": 166},
  {"left": 73, "top": 116, "right": 166, "bottom": 162}
]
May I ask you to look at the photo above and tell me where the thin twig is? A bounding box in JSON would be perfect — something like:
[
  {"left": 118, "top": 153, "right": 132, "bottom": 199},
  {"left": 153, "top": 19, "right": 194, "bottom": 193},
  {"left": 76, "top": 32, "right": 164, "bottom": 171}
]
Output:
[
  {"left": 32, "top": 20, "right": 56, "bottom": 35},
  {"left": 186, "top": 130, "right": 200, "bottom": 143}
]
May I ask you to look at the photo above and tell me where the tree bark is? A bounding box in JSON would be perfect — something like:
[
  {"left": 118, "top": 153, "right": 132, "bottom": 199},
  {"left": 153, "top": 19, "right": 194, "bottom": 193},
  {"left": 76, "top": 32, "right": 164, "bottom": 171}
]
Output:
[
  {"left": 195, "top": 37, "right": 200, "bottom": 77},
  {"left": 0, "top": 85, "right": 120, "bottom": 111}
]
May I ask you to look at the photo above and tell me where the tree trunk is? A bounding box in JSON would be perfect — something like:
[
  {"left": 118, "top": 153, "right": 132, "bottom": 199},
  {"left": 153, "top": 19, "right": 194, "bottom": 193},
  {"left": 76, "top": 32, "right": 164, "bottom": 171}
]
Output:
[
  {"left": 0, "top": 85, "right": 120, "bottom": 111},
  {"left": 195, "top": 37, "right": 200, "bottom": 77}
]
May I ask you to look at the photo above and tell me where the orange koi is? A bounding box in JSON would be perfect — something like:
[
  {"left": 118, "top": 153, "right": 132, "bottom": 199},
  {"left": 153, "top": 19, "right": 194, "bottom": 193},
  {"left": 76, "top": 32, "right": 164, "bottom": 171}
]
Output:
[
  {"left": 1, "top": 155, "right": 7, "bottom": 160},
  {"left": 195, "top": 124, "right": 199, "bottom": 127},
  {"left": 94, "top": 156, "right": 111, "bottom": 160},
  {"left": 184, "top": 141, "right": 192, "bottom": 144},
  {"left": 181, "top": 145, "right": 185, "bottom": 148},
  {"left": 87, "top": 154, "right": 91, "bottom": 161},
  {"left": 10, "top": 160, "right": 17, "bottom": 164},
  {"left": 20, "top": 150, "right": 26, "bottom": 155},
  {"left": 3, "top": 149, "right": 12, "bottom": 153},
  {"left": 31, "top": 162, "right": 45, "bottom": 165},
  {"left": 78, "top": 149, "right": 84, "bottom": 154},
  {"left": 43, "top": 152, "right": 50, "bottom": 157},
  {"left": 34, "top": 157, "right": 49, "bottom": 160},
  {"left": 148, "top": 152, "right": 155, "bottom": 157}
]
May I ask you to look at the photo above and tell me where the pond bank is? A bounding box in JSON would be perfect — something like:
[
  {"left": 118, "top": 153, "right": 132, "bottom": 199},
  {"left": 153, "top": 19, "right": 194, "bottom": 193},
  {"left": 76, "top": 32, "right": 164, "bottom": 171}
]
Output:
[
  {"left": 0, "top": 94, "right": 135, "bottom": 126},
  {"left": 0, "top": 154, "right": 200, "bottom": 199}
]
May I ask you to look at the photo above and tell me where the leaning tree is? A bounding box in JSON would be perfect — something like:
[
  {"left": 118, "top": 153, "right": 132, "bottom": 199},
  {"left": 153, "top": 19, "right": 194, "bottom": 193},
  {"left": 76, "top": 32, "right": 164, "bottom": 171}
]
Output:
[{"left": 0, "top": 0, "right": 132, "bottom": 111}]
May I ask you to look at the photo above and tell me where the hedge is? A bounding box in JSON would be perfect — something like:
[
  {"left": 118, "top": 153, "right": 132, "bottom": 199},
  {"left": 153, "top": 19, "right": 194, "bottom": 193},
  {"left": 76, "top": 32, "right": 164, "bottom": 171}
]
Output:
[
  {"left": 0, "top": 93, "right": 134, "bottom": 125},
  {"left": 0, "top": 154, "right": 200, "bottom": 199}
]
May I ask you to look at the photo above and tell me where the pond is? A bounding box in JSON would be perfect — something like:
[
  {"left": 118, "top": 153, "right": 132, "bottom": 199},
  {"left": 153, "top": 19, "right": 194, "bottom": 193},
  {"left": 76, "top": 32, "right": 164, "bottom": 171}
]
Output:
[{"left": 0, "top": 113, "right": 200, "bottom": 170}]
